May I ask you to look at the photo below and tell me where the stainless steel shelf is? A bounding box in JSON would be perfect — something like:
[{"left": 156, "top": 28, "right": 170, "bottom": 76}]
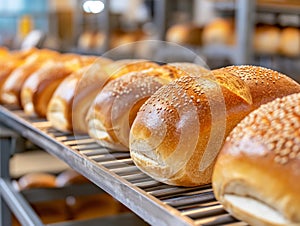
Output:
[
  {"left": 0, "top": 105, "right": 242, "bottom": 226},
  {"left": 213, "top": 1, "right": 300, "bottom": 14}
]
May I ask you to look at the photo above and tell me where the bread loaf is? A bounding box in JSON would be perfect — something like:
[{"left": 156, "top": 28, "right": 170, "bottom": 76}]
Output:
[
  {"left": 56, "top": 169, "right": 89, "bottom": 187},
  {"left": 0, "top": 48, "right": 37, "bottom": 103},
  {"left": 129, "top": 65, "right": 300, "bottom": 186},
  {"left": 279, "top": 27, "right": 300, "bottom": 57},
  {"left": 0, "top": 49, "right": 59, "bottom": 106},
  {"left": 18, "top": 172, "right": 56, "bottom": 190},
  {"left": 66, "top": 194, "right": 120, "bottom": 220},
  {"left": 47, "top": 60, "right": 157, "bottom": 133},
  {"left": 166, "top": 23, "right": 202, "bottom": 46},
  {"left": 202, "top": 18, "right": 235, "bottom": 46},
  {"left": 87, "top": 63, "right": 208, "bottom": 151},
  {"left": 17, "top": 172, "right": 68, "bottom": 223},
  {"left": 254, "top": 25, "right": 281, "bottom": 55},
  {"left": 20, "top": 54, "right": 101, "bottom": 117},
  {"left": 212, "top": 93, "right": 300, "bottom": 226}
]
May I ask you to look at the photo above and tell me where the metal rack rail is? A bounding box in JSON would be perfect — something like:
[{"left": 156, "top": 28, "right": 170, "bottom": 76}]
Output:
[{"left": 0, "top": 106, "right": 246, "bottom": 226}]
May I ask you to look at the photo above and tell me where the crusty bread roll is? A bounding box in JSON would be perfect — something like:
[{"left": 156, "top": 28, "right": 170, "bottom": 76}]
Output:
[
  {"left": 254, "top": 25, "right": 281, "bottom": 55},
  {"left": 56, "top": 169, "right": 89, "bottom": 187},
  {"left": 129, "top": 65, "right": 300, "bottom": 186},
  {"left": 0, "top": 48, "right": 37, "bottom": 102},
  {"left": 20, "top": 54, "right": 100, "bottom": 117},
  {"left": 18, "top": 172, "right": 56, "bottom": 190},
  {"left": 78, "top": 31, "right": 105, "bottom": 50},
  {"left": 47, "top": 60, "right": 156, "bottom": 133},
  {"left": 87, "top": 63, "right": 207, "bottom": 151},
  {"left": 202, "top": 18, "right": 235, "bottom": 46},
  {"left": 17, "top": 172, "right": 69, "bottom": 223},
  {"left": 67, "top": 194, "right": 120, "bottom": 220},
  {"left": 279, "top": 27, "right": 300, "bottom": 57},
  {"left": 0, "top": 49, "right": 59, "bottom": 106},
  {"left": 166, "top": 23, "right": 202, "bottom": 46},
  {"left": 213, "top": 93, "right": 300, "bottom": 226}
]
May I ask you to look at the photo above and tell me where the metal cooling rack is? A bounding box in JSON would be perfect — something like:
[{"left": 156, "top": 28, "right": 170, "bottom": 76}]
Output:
[{"left": 0, "top": 106, "right": 246, "bottom": 226}]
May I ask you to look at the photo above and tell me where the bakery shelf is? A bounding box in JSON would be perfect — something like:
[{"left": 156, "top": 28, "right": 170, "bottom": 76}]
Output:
[
  {"left": 213, "top": 0, "right": 300, "bottom": 14},
  {"left": 0, "top": 105, "right": 243, "bottom": 226}
]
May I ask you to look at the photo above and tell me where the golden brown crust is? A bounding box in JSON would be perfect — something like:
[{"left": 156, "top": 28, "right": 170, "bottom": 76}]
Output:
[
  {"left": 213, "top": 93, "right": 300, "bottom": 225},
  {"left": 0, "top": 48, "right": 38, "bottom": 103},
  {"left": 48, "top": 60, "right": 157, "bottom": 133},
  {"left": 279, "top": 27, "right": 300, "bottom": 57},
  {"left": 55, "top": 169, "right": 89, "bottom": 187},
  {"left": 18, "top": 172, "right": 56, "bottom": 190},
  {"left": 254, "top": 25, "right": 281, "bottom": 55},
  {"left": 47, "top": 67, "right": 87, "bottom": 132},
  {"left": 67, "top": 194, "right": 120, "bottom": 220},
  {"left": 20, "top": 54, "right": 101, "bottom": 117},
  {"left": 166, "top": 23, "right": 203, "bottom": 46},
  {"left": 87, "top": 63, "right": 204, "bottom": 151},
  {"left": 202, "top": 18, "right": 235, "bottom": 45},
  {"left": 0, "top": 49, "right": 59, "bottom": 106},
  {"left": 130, "top": 66, "right": 300, "bottom": 186}
]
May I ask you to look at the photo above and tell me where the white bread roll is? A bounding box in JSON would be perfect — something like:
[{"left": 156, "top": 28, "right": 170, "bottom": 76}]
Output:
[
  {"left": 129, "top": 65, "right": 300, "bottom": 186},
  {"left": 0, "top": 49, "right": 59, "bottom": 106},
  {"left": 254, "top": 25, "right": 281, "bottom": 55},
  {"left": 87, "top": 63, "right": 208, "bottom": 151},
  {"left": 202, "top": 18, "right": 235, "bottom": 46},
  {"left": 0, "top": 48, "right": 38, "bottom": 104},
  {"left": 213, "top": 93, "right": 300, "bottom": 226},
  {"left": 20, "top": 54, "right": 86, "bottom": 117},
  {"left": 47, "top": 60, "right": 157, "bottom": 133},
  {"left": 279, "top": 27, "right": 300, "bottom": 57},
  {"left": 166, "top": 23, "right": 202, "bottom": 46}
]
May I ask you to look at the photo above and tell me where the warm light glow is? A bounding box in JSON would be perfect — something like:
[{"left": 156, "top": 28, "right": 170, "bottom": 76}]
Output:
[{"left": 83, "top": 0, "right": 105, "bottom": 14}]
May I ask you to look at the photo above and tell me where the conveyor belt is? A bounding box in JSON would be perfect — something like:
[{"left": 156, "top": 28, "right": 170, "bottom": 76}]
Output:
[{"left": 0, "top": 106, "right": 244, "bottom": 226}]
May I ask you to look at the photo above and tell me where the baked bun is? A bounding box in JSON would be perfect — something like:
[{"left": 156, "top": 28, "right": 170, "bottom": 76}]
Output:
[
  {"left": 67, "top": 194, "right": 119, "bottom": 220},
  {"left": 47, "top": 60, "right": 155, "bottom": 133},
  {"left": 20, "top": 54, "right": 100, "bottom": 117},
  {"left": 213, "top": 93, "right": 300, "bottom": 226},
  {"left": 56, "top": 169, "right": 89, "bottom": 187},
  {"left": 254, "top": 25, "right": 281, "bottom": 55},
  {"left": 279, "top": 27, "right": 300, "bottom": 57},
  {"left": 18, "top": 172, "right": 56, "bottom": 190},
  {"left": 166, "top": 23, "right": 202, "bottom": 46},
  {"left": 129, "top": 65, "right": 300, "bottom": 186},
  {"left": 87, "top": 63, "right": 207, "bottom": 151},
  {"left": 0, "top": 49, "right": 59, "bottom": 106},
  {"left": 0, "top": 48, "right": 37, "bottom": 102},
  {"left": 202, "top": 18, "right": 235, "bottom": 46}
]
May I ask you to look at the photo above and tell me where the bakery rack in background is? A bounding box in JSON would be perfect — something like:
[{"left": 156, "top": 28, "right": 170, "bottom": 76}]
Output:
[
  {"left": 210, "top": 0, "right": 300, "bottom": 82},
  {"left": 0, "top": 106, "right": 247, "bottom": 225}
]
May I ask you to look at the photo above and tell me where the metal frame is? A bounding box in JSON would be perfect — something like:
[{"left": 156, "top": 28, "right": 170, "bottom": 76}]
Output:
[{"left": 0, "top": 106, "right": 245, "bottom": 226}]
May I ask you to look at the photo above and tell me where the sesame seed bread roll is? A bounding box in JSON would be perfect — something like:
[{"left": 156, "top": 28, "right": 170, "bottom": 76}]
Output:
[
  {"left": 47, "top": 60, "right": 157, "bottom": 133},
  {"left": 87, "top": 63, "right": 207, "bottom": 151},
  {"left": 20, "top": 54, "right": 97, "bottom": 117},
  {"left": 129, "top": 65, "right": 300, "bottom": 186},
  {"left": 0, "top": 49, "right": 59, "bottom": 106},
  {"left": 213, "top": 93, "right": 300, "bottom": 226}
]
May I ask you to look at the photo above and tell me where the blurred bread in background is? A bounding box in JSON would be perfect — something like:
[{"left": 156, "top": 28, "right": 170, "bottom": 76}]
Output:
[{"left": 166, "top": 23, "right": 202, "bottom": 46}]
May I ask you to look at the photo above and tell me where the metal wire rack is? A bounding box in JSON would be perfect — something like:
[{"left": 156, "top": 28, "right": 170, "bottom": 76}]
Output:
[{"left": 0, "top": 106, "right": 246, "bottom": 226}]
